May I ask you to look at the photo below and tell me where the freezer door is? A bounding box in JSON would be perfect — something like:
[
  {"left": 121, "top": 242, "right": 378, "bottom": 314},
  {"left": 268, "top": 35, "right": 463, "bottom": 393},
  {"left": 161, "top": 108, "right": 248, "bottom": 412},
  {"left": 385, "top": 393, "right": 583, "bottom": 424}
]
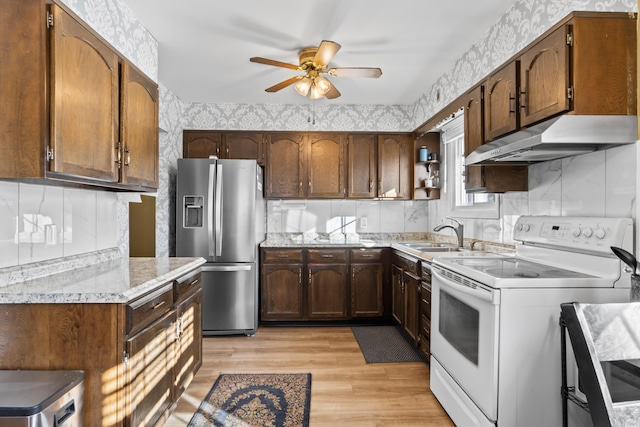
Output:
[
  {"left": 216, "top": 160, "right": 258, "bottom": 262},
  {"left": 200, "top": 263, "right": 257, "bottom": 335}
]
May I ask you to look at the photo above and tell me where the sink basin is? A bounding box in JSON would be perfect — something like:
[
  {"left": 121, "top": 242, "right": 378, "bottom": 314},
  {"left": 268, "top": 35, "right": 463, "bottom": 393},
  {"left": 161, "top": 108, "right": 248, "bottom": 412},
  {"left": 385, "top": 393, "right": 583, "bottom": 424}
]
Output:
[{"left": 396, "top": 242, "right": 465, "bottom": 253}]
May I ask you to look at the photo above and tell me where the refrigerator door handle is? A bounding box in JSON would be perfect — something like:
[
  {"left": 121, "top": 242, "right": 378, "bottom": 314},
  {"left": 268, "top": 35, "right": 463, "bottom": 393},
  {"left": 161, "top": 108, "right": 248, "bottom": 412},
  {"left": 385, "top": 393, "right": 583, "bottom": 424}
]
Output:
[
  {"left": 215, "top": 163, "right": 223, "bottom": 257},
  {"left": 207, "top": 163, "right": 216, "bottom": 257},
  {"left": 201, "top": 265, "right": 252, "bottom": 272}
]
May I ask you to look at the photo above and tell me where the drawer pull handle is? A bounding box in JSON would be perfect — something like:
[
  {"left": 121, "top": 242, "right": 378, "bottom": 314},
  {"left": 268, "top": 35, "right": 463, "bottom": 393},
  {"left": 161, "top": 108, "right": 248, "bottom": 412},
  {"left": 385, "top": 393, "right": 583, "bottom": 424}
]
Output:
[
  {"left": 152, "top": 301, "right": 166, "bottom": 310},
  {"left": 321, "top": 254, "right": 334, "bottom": 258},
  {"left": 362, "top": 254, "right": 373, "bottom": 258},
  {"left": 277, "top": 255, "right": 290, "bottom": 258}
]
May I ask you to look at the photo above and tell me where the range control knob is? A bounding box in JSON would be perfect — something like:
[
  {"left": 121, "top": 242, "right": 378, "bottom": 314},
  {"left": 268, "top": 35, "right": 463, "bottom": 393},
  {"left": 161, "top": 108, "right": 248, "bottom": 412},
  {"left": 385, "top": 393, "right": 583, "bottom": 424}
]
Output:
[
  {"left": 595, "top": 228, "right": 606, "bottom": 239},
  {"left": 522, "top": 224, "right": 530, "bottom": 232},
  {"left": 583, "top": 228, "right": 593, "bottom": 238},
  {"left": 572, "top": 228, "right": 581, "bottom": 237},
  {"left": 515, "top": 224, "right": 523, "bottom": 232}
]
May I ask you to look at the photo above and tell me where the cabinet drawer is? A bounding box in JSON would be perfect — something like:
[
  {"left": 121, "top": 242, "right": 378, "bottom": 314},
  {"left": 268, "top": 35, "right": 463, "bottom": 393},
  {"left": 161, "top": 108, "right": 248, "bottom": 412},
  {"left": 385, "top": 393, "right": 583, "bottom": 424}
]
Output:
[
  {"left": 392, "top": 251, "right": 420, "bottom": 275},
  {"left": 308, "top": 249, "right": 347, "bottom": 263},
  {"left": 126, "top": 284, "right": 173, "bottom": 336},
  {"left": 174, "top": 270, "right": 201, "bottom": 303},
  {"left": 350, "top": 248, "right": 383, "bottom": 262},
  {"left": 262, "top": 249, "right": 304, "bottom": 263}
]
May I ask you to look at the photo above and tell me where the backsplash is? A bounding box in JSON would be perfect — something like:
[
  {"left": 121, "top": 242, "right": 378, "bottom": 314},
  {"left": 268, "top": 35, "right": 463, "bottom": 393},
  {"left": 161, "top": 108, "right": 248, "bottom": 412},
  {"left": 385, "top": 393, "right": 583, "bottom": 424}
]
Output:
[
  {"left": 267, "top": 200, "right": 430, "bottom": 235},
  {"left": 0, "top": 182, "right": 120, "bottom": 268}
]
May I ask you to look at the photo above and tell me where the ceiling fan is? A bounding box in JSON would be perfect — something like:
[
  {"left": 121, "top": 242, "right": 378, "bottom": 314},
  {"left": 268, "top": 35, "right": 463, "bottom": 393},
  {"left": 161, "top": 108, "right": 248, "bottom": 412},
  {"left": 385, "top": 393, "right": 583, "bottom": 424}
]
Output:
[{"left": 250, "top": 40, "right": 382, "bottom": 100}]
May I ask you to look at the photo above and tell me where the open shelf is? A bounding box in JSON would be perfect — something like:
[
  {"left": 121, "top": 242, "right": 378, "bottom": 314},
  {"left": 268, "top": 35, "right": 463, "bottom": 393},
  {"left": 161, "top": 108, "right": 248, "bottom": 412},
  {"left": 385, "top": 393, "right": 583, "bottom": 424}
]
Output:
[{"left": 413, "top": 132, "right": 441, "bottom": 200}]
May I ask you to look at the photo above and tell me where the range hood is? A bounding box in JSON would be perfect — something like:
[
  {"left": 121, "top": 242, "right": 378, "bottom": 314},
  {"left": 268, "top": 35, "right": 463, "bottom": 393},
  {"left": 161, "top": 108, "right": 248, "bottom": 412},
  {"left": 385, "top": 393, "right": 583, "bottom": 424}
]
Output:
[{"left": 465, "top": 115, "right": 637, "bottom": 165}]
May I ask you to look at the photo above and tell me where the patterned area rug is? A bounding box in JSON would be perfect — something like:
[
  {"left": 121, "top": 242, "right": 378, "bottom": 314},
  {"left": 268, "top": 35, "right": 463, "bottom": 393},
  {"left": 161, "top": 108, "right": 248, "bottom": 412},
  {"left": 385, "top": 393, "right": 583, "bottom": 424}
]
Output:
[
  {"left": 187, "top": 373, "right": 311, "bottom": 427},
  {"left": 352, "top": 325, "right": 427, "bottom": 363}
]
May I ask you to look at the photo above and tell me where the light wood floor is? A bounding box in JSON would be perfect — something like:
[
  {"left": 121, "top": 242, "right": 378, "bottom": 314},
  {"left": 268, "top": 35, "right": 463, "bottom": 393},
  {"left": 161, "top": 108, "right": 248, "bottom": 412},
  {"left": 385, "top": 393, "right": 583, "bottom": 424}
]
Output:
[{"left": 165, "top": 326, "right": 455, "bottom": 426}]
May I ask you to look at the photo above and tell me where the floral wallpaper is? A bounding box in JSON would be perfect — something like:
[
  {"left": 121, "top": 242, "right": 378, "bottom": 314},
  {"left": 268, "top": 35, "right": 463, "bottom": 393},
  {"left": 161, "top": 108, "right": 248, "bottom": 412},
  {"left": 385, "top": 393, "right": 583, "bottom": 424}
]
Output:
[{"left": 181, "top": 102, "right": 414, "bottom": 132}]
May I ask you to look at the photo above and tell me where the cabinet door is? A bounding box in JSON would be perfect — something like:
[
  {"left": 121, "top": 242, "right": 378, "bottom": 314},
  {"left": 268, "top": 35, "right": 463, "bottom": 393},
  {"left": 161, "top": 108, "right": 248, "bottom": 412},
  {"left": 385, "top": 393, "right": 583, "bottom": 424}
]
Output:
[
  {"left": 484, "top": 61, "right": 519, "bottom": 141},
  {"left": 49, "top": 4, "right": 119, "bottom": 182},
  {"left": 120, "top": 62, "right": 159, "bottom": 188},
  {"left": 261, "top": 263, "right": 304, "bottom": 320},
  {"left": 378, "top": 135, "right": 410, "bottom": 199},
  {"left": 347, "top": 134, "right": 377, "bottom": 198},
  {"left": 351, "top": 263, "right": 384, "bottom": 317},
  {"left": 125, "top": 310, "right": 175, "bottom": 427},
  {"left": 174, "top": 288, "right": 202, "bottom": 400},
  {"left": 391, "top": 265, "right": 404, "bottom": 325},
  {"left": 403, "top": 271, "right": 421, "bottom": 345},
  {"left": 519, "top": 25, "right": 570, "bottom": 127},
  {"left": 183, "top": 131, "right": 222, "bottom": 158},
  {"left": 307, "top": 133, "right": 346, "bottom": 198},
  {"left": 224, "top": 132, "right": 264, "bottom": 164},
  {"left": 265, "top": 133, "right": 306, "bottom": 198},
  {"left": 308, "top": 264, "right": 348, "bottom": 319},
  {"left": 464, "top": 86, "right": 485, "bottom": 192}
]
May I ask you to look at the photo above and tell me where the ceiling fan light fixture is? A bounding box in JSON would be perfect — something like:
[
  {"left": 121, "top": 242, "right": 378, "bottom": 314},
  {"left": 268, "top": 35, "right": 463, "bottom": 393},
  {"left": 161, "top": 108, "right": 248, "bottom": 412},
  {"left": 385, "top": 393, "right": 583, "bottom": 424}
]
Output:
[
  {"left": 314, "top": 76, "right": 331, "bottom": 95},
  {"left": 294, "top": 77, "right": 312, "bottom": 96},
  {"left": 309, "top": 83, "right": 324, "bottom": 99}
]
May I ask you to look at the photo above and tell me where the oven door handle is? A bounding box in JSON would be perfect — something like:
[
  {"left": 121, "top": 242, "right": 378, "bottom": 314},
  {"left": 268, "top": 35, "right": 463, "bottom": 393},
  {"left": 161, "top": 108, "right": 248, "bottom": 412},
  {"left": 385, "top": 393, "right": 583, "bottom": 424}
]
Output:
[{"left": 433, "top": 269, "right": 499, "bottom": 304}]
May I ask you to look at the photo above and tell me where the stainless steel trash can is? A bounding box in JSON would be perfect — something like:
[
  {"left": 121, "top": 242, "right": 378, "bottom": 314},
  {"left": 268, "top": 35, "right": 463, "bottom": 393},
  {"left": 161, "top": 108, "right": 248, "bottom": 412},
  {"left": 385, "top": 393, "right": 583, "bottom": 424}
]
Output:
[{"left": 0, "top": 370, "right": 84, "bottom": 427}]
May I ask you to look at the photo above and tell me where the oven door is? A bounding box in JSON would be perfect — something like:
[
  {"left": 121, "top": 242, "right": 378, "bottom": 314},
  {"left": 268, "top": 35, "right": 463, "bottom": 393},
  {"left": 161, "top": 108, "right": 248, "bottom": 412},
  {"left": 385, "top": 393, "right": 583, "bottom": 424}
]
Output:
[{"left": 431, "top": 265, "right": 500, "bottom": 422}]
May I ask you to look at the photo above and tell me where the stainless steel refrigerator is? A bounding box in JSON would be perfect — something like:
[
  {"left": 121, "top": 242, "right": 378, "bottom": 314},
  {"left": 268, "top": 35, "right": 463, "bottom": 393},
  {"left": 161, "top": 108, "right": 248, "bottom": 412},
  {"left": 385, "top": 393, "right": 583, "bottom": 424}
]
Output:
[{"left": 176, "top": 159, "right": 265, "bottom": 335}]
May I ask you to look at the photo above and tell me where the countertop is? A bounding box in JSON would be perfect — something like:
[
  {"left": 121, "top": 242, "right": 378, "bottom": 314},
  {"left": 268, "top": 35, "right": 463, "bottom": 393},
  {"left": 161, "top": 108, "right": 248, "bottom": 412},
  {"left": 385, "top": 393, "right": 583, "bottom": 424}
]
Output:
[{"left": 0, "top": 256, "right": 206, "bottom": 304}]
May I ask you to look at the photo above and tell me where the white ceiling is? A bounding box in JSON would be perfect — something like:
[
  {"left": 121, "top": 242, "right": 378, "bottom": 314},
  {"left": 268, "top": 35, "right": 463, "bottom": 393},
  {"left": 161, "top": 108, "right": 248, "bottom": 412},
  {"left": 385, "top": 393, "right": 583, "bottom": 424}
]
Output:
[{"left": 124, "top": 0, "right": 517, "bottom": 106}]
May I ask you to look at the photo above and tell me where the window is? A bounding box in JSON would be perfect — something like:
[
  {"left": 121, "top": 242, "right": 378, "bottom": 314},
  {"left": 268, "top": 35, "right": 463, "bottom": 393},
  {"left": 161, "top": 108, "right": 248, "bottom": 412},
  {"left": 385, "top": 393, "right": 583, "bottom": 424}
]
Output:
[{"left": 441, "top": 114, "right": 499, "bottom": 219}]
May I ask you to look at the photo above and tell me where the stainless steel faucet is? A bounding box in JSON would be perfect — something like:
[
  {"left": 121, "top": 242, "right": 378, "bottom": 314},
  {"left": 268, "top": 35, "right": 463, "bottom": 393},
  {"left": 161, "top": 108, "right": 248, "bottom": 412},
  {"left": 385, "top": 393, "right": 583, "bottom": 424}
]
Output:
[{"left": 433, "top": 217, "right": 464, "bottom": 248}]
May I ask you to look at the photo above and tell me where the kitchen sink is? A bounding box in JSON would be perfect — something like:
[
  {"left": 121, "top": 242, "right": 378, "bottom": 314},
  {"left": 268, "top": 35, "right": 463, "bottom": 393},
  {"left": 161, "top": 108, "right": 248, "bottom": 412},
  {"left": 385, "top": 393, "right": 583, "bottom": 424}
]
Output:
[{"left": 395, "top": 242, "right": 466, "bottom": 253}]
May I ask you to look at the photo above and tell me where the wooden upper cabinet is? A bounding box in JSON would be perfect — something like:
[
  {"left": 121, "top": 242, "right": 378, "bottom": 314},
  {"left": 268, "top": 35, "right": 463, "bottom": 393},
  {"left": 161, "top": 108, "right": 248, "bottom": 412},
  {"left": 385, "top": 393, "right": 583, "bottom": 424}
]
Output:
[
  {"left": 265, "top": 133, "right": 306, "bottom": 198},
  {"left": 224, "top": 132, "right": 264, "bottom": 164},
  {"left": 183, "top": 131, "right": 222, "bottom": 158},
  {"left": 347, "top": 134, "right": 377, "bottom": 199},
  {"left": 307, "top": 133, "right": 346, "bottom": 198},
  {"left": 50, "top": 3, "right": 119, "bottom": 182},
  {"left": 484, "top": 61, "right": 519, "bottom": 141},
  {"left": 378, "top": 134, "right": 410, "bottom": 199},
  {"left": 1, "top": 1, "right": 159, "bottom": 191},
  {"left": 519, "top": 25, "right": 570, "bottom": 127},
  {"left": 465, "top": 85, "right": 529, "bottom": 193},
  {"left": 120, "top": 62, "right": 159, "bottom": 188},
  {"left": 464, "top": 86, "right": 485, "bottom": 191}
]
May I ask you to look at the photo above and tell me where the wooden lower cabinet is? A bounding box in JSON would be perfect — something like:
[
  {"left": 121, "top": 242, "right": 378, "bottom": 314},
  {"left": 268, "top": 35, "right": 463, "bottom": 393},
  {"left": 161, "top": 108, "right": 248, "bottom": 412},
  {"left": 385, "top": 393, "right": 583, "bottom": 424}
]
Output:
[
  {"left": 391, "top": 250, "right": 423, "bottom": 348},
  {"left": 308, "top": 263, "right": 348, "bottom": 319},
  {"left": 0, "top": 270, "right": 203, "bottom": 427},
  {"left": 350, "top": 248, "right": 385, "bottom": 318},
  {"left": 402, "top": 271, "right": 421, "bottom": 343},
  {"left": 261, "top": 247, "right": 388, "bottom": 321},
  {"left": 391, "top": 265, "right": 404, "bottom": 325},
  {"left": 261, "top": 263, "right": 304, "bottom": 320},
  {"left": 125, "top": 309, "right": 175, "bottom": 427}
]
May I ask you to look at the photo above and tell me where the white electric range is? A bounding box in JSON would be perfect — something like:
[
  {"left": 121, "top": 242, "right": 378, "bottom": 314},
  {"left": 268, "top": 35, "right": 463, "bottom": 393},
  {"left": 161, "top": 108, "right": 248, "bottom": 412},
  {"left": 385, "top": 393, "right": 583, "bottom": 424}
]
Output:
[{"left": 429, "top": 216, "right": 634, "bottom": 427}]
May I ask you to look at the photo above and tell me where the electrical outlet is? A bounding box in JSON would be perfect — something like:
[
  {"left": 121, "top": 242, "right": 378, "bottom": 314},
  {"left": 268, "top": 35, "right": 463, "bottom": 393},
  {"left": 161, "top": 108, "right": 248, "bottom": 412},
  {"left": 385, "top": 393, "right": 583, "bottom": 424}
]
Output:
[{"left": 359, "top": 217, "right": 368, "bottom": 229}]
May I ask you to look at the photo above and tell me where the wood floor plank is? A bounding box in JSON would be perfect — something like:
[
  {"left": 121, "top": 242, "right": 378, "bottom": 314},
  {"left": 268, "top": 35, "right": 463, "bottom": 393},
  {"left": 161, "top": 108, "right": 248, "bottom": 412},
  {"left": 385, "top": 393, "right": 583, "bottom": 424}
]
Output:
[{"left": 165, "top": 326, "right": 454, "bottom": 426}]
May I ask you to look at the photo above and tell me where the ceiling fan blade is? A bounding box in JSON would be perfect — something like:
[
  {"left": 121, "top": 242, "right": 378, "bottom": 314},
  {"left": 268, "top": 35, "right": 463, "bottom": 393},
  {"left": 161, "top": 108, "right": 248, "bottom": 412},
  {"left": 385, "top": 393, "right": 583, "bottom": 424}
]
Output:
[
  {"left": 328, "top": 67, "right": 382, "bottom": 78},
  {"left": 250, "top": 57, "right": 300, "bottom": 71},
  {"left": 324, "top": 82, "right": 341, "bottom": 99},
  {"left": 265, "top": 76, "right": 302, "bottom": 93},
  {"left": 314, "top": 40, "right": 341, "bottom": 66}
]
